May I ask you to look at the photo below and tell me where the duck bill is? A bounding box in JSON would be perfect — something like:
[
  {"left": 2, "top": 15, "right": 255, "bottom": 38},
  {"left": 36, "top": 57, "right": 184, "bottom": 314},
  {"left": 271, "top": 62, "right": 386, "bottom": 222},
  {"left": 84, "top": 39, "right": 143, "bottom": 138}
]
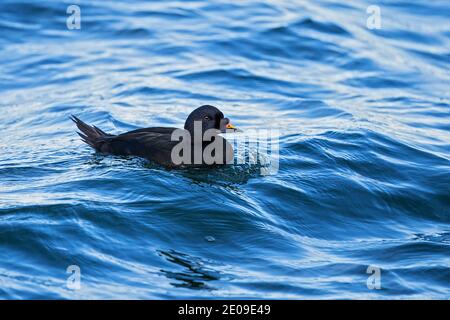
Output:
[{"left": 222, "top": 123, "right": 242, "bottom": 133}]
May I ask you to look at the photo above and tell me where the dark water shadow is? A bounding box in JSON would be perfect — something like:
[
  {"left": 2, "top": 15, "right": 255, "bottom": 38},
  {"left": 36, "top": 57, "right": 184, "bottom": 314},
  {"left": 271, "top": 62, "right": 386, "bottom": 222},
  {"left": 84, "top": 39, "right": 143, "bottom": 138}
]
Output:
[
  {"left": 157, "top": 249, "right": 223, "bottom": 290},
  {"left": 82, "top": 152, "right": 266, "bottom": 194},
  {"left": 176, "top": 164, "right": 263, "bottom": 187}
]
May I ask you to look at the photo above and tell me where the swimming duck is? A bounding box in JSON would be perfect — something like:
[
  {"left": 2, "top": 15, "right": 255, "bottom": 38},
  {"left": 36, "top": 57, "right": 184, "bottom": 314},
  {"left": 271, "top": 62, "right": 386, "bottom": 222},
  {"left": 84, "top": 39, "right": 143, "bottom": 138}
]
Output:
[{"left": 71, "top": 105, "right": 240, "bottom": 167}]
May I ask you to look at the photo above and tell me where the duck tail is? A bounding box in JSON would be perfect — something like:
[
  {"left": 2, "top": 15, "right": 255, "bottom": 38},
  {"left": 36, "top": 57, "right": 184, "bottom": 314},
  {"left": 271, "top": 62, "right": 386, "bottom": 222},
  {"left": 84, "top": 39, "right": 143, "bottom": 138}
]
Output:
[{"left": 70, "top": 115, "right": 111, "bottom": 150}]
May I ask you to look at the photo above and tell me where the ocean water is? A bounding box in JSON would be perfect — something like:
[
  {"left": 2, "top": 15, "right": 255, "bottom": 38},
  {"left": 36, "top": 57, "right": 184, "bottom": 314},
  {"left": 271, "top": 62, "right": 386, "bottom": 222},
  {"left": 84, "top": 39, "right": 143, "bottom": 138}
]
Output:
[{"left": 0, "top": 0, "right": 449, "bottom": 299}]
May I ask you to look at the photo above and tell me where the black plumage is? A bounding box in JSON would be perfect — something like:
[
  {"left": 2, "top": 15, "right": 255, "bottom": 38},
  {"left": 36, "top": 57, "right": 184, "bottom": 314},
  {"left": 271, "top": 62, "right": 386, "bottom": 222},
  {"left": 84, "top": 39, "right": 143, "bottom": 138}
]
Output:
[{"left": 71, "top": 105, "right": 240, "bottom": 167}]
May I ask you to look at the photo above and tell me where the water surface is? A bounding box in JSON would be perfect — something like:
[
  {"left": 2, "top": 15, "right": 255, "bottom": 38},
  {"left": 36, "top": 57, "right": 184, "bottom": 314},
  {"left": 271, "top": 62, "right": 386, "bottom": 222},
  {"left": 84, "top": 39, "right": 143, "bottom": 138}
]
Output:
[{"left": 0, "top": 0, "right": 449, "bottom": 299}]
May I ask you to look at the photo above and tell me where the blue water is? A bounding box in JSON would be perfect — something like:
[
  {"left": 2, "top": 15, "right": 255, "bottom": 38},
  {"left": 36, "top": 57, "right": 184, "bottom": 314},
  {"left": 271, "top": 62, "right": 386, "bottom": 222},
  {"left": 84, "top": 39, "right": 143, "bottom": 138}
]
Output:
[{"left": 1, "top": 0, "right": 449, "bottom": 299}]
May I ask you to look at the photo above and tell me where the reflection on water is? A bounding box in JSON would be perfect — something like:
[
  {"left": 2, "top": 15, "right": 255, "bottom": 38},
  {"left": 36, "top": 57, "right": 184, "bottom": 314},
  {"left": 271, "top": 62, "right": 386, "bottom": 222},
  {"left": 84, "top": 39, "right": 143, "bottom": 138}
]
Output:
[{"left": 158, "top": 250, "right": 222, "bottom": 290}]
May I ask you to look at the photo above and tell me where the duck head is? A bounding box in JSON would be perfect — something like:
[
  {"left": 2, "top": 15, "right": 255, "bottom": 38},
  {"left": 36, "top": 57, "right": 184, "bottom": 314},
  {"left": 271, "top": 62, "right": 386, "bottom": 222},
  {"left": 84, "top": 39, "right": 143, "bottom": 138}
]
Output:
[{"left": 184, "top": 105, "right": 241, "bottom": 135}]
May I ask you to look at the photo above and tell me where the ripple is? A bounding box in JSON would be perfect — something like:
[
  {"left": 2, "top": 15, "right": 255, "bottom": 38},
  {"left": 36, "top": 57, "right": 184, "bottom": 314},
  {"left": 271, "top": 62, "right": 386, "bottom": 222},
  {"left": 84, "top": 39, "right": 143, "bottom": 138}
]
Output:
[
  {"left": 293, "top": 17, "right": 351, "bottom": 36},
  {"left": 0, "top": 0, "right": 449, "bottom": 299}
]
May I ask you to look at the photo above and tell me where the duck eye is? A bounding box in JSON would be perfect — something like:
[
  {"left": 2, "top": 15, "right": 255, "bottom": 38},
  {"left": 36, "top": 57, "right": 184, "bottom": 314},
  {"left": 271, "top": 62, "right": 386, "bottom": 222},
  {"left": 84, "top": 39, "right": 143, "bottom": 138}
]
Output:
[{"left": 204, "top": 116, "right": 211, "bottom": 121}]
